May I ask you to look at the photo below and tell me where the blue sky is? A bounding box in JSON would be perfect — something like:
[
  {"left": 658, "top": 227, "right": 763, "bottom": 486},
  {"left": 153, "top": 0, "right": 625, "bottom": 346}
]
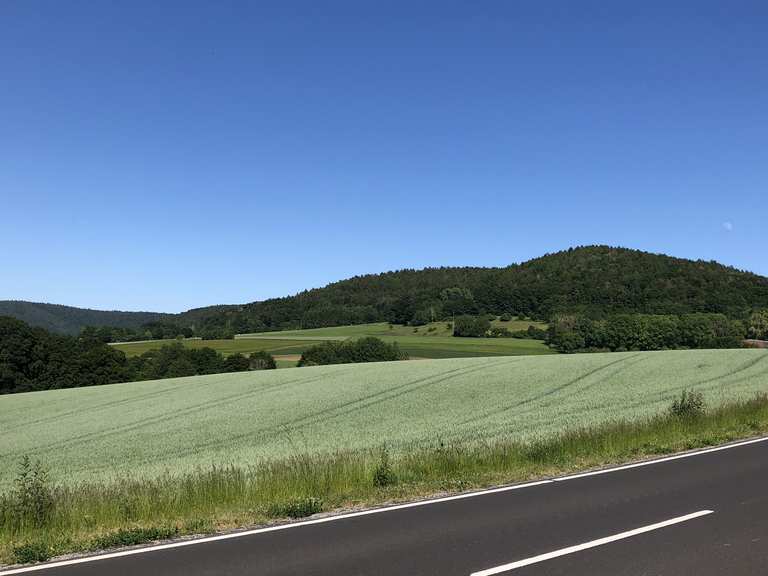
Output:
[{"left": 2, "top": 1, "right": 766, "bottom": 312}]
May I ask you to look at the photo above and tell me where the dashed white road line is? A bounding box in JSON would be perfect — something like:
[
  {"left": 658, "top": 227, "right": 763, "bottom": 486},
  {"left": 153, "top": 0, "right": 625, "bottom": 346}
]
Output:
[{"left": 470, "top": 509, "right": 715, "bottom": 575}]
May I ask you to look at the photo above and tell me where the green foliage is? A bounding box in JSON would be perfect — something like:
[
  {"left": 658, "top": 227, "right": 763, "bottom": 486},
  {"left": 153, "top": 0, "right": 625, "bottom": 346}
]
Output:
[
  {"left": 80, "top": 322, "right": 194, "bottom": 344},
  {"left": 91, "top": 526, "right": 179, "bottom": 550},
  {"left": 249, "top": 350, "right": 277, "bottom": 370},
  {"left": 128, "top": 342, "right": 274, "bottom": 380},
  {"left": 4, "top": 247, "right": 768, "bottom": 341},
  {"left": 440, "top": 287, "right": 476, "bottom": 317},
  {"left": 268, "top": 497, "right": 323, "bottom": 519},
  {"left": 670, "top": 390, "right": 706, "bottom": 419},
  {"left": 0, "top": 316, "right": 132, "bottom": 394},
  {"left": 169, "top": 246, "right": 768, "bottom": 332},
  {"left": 487, "top": 326, "right": 511, "bottom": 338},
  {"left": 453, "top": 315, "right": 491, "bottom": 337},
  {"left": 548, "top": 313, "right": 746, "bottom": 353},
  {"left": 0, "top": 301, "right": 167, "bottom": 336},
  {"left": 12, "top": 541, "right": 51, "bottom": 564},
  {"left": 525, "top": 325, "right": 548, "bottom": 340},
  {"left": 372, "top": 447, "right": 397, "bottom": 487},
  {"left": 409, "top": 308, "right": 432, "bottom": 326},
  {"left": 298, "top": 337, "right": 407, "bottom": 366},
  {"left": 499, "top": 313, "right": 513, "bottom": 322},
  {"left": 9, "top": 456, "right": 54, "bottom": 530},
  {"left": 224, "top": 353, "right": 250, "bottom": 372},
  {"left": 748, "top": 309, "right": 768, "bottom": 340}
]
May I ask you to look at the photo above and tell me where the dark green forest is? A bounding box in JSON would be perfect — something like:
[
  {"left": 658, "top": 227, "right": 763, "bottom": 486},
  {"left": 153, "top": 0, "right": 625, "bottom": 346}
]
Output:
[
  {"left": 5, "top": 247, "right": 768, "bottom": 340},
  {"left": 0, "top": 301, "right": 170, "bottom": 335},
  {"left": 183, "top": 246, "right": 768, "bottom": 337},
  {"left": 547, "top": 313, "right": 748, "bottom": 353},
  {"left": 0, "top": 317, "right": 272, "bottom": 395}
]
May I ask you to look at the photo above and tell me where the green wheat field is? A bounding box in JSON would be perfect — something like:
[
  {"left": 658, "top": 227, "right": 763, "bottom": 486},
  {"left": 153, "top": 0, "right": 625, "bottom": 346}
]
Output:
[{"left": 2, "top": 349, "right": 767, "bottom": 488}]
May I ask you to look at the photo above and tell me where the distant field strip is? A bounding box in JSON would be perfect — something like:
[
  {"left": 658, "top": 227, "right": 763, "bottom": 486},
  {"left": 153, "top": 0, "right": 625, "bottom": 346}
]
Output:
[
  {"left": 1, "top": 349, "right": 767, "bottom": 487},
  {"left": 112, "top": 338, "right": 321, "bottom": 358},
  {"left": 113, "top": 323, "right": 554, "bottom": 360}
]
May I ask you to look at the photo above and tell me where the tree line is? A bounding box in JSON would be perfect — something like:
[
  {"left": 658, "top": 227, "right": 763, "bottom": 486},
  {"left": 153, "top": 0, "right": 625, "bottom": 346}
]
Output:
[
  {"left": 0, "top": 317, "right": 274, "bottom": 395},
  {"left": 80, "top": 321, "right": 195, "bottom": 343},
  {"left": 297, "top": 337, "right": 407, "bottom": 367},
  {"left": 547, "top": 312, "right": 753, "bottom": 353}
]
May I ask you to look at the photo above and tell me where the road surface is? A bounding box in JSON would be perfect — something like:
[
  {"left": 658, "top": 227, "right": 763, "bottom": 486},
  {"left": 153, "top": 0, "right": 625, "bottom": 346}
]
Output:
[{"left": 4, "top": 436, "right": 768, "bottom": 575}]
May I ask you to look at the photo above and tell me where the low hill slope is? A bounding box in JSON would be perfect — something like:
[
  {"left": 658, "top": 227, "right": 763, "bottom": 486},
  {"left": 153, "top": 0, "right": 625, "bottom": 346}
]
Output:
[
  {"left": 0, "top": 301, "right": 169, "bottom": 335},
  {"left": 1, "top": 349, "right": 766, "bottom": 487},
  {"left": 179, "top": 246, "right": 768, "bottom": 334}
]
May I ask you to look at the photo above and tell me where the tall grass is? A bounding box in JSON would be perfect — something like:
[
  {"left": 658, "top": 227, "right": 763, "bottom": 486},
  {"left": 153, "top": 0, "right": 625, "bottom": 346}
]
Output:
[{"left": 3, "top": 393, "right": 768, "bottom": 566}]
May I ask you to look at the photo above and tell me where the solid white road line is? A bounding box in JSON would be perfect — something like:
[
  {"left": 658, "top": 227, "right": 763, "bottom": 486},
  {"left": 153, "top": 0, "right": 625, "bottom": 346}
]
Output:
[
  {"left": 2, "top": 435, "right": 766, "bottom": 575},
  {"left": 470, "top": 509, "right": 714, "bottom": 576},
  {"left": 552, "top": 434, "right": 768, "bottom": 482}
]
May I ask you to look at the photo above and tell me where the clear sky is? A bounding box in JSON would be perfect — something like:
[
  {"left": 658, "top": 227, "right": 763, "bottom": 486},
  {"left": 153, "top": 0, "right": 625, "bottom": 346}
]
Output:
[{"left": 2, "top": 1, "right": 766, "bottom": 312}]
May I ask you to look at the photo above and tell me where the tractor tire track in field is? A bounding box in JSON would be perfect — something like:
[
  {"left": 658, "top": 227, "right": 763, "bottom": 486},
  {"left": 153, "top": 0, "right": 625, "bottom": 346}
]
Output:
[
  {"left": 0, "top": 369, "right": 348, "bottom": 460},
  {"left": 106, "top": 358, "right": 519, "bottom": 471},
  {"left": 455, "top": 353, "right": 643, "bottom": 429},
  {"left": 2, "top": 362, "right": 473, "bottom": 462},
  {"left": 493, "top": 352, "right": 768, "bottom": 431},
  {"left": 1, "top": 374, "right": 237, "bottom": 433},
  {"left": 693, "top": 352, "right": 768, "bottom": 387},
  {"left": 79, "top": 360, "right": 509, "bottom": 473},
  {"left": 617, "top": 352, "right": 768, "bottom": 414},
  {"left": 444, "top": 354, "right": 652, "bottom": 443}
]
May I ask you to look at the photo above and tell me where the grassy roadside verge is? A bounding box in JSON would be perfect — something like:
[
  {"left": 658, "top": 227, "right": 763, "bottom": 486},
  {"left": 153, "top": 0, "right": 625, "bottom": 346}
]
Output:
[{"left": 3, "top": 393, "right": 768, "bottom": 567}]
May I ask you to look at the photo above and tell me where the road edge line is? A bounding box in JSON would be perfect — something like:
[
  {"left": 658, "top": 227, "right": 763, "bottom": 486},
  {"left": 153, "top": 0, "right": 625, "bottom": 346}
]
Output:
[{"left": 2, "top": 435, "right": 767, "bottom": 575}]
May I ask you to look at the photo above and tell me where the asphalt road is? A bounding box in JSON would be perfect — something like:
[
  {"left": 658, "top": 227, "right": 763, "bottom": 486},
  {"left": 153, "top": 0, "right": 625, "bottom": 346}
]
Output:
[{"left": 4, "top": 437, "right": 768, "bottom": 576}]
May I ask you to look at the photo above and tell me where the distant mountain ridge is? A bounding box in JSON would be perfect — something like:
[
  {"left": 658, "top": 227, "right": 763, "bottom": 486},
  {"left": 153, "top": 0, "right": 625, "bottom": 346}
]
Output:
[
  {"left": 4, "top": 246, "right": 768, "bottom": 335},
  {"left": 0, "top": 301, "right": 170, "bottom": 335}
]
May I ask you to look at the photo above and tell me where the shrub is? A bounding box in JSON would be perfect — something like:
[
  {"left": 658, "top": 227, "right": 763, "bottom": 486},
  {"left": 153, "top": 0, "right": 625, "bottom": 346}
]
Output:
[
  {"left": 91, "top": 526, "right": 179, "bottom": 550},
  {"left": 487, "top": 327, "right": 511, "bottom": 338},
  {"left": 549, "top": 330, "right": 586, "bottom": 353},
  {"left": 224, "top": 353, "right": 250, "bottom": 372},
  {"left": 526, "top": 325, "right": 547, "bottom": 340},
  {"left": 12, "top": 541, "right": 51, "bottom": 564},
  {"left": 10, "top": 456, "right": 54, "bottom": 530},
  {"left": 409, "top": 309, "right": 431, "bottom": 326},
  {"left": 249, "top": 351, "right": 277, "bottom": 370},
  {"left": 453, "top": 315, "right": 491, "bottom": 338},
  {"left": 499, "top": 313, "right": 513, "bottom": 322},
  {"left": 298, "top": 337, "right": 407, "bottom": 367},
  {"left": 670, "top": 390, "right": 705, "bottom": 419},
  {"left": 748, "top": 309, "right": 768, "bottom": 340},
  {"left": 372, "top": 448, "right": 397, "bottom": 487},
  {"left": 268, "top": 497, "right": 323, "bottom": 519}
]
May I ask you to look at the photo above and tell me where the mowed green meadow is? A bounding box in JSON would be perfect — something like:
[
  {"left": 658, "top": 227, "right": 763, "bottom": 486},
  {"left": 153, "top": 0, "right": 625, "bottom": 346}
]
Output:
[
  {"left": 2, "top": 349, "right": 767, "bottom": 488},
  {"left": 118, "top": 321, "right": 554, "bottom": 362},
  {"left": 111, "top": 337, "right": 320, "bottom": 359}
]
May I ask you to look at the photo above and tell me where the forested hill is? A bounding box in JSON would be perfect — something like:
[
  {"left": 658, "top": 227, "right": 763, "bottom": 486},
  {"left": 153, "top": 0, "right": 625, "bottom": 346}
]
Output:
[
  {"left": 182, "top": 246, "right": 768, "bottom": 335},
  {"left": 5, "top": 247, "right": 768, "bottom": 335},
  {"left": 0, "top": 301, "right": 169, "bottom": 335}
]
